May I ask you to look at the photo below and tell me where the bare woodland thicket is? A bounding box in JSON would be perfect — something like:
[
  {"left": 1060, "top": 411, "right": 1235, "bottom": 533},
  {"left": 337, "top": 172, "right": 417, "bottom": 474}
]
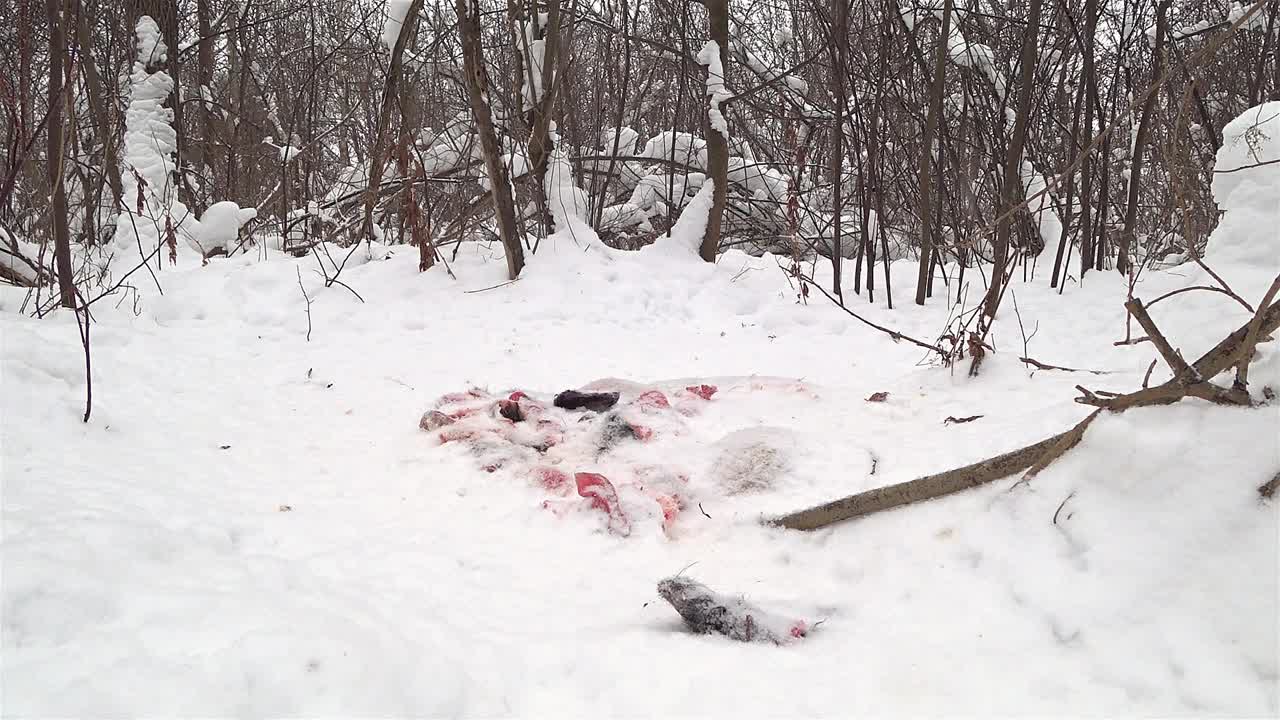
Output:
[{"left": 2, "top": 0, "right": 1277, "bottom": 320}]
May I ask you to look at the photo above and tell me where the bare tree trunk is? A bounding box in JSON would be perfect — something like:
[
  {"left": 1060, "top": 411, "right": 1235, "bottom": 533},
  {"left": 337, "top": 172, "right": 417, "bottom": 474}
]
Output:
[
  {"left": 1118, "top": 0, "right": 1169, "bottom": 276},
  {"left": 828, "top": 0, "right": 848, "bottom": 299},
  {"left": 225, "top": 1, "right": 245, "bottom": 202},
  {"left": 700, "top": 0, "right": 729, "bottom": 263},
  {"left": 1077, "top": 0, "right": 1099, "bottom": 279},
  {"left": 1050, "top": 75, "right": 1084, "bottom": 288},
  {"left": 916, "top": 0, "right": 951, "bottom": 306},
  {"left": 362, "top": 0, "right": 425, "bottom": 245},
  {"left": 982, "top": 0, "right": 1043, "bottom": 321},
  {"left": 73, "top": 0, "right": 123, "bottom": 225},
  {"left": 523, "top": 0, "right": 562, "bottom": 233},
  {"left": 195, "top": 0, "right": 215, "bottom": 213},
  {"left": 456, "top": 0, "right": 525, "bottom": 279},
  {"left": 48, "top": 0, "right": 75, "bottom": 309},
  {"left": 590, "top": 0, "right": 634, "bottom": 228}
]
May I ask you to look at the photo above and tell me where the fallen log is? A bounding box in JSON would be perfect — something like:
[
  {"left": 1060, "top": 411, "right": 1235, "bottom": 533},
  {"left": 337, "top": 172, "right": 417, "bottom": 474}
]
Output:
[{"left": 771, "top": 410, "right": 1101, "bottom": 531}]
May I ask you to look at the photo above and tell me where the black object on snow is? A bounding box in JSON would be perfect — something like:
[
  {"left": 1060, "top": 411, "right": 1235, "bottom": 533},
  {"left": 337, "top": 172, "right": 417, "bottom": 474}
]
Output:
[
  {"left": 554, "top": 390, "right": 620, "bottom": 412},
  {"left": 656, "top": 576, "right": 807, "bottom": 644}
]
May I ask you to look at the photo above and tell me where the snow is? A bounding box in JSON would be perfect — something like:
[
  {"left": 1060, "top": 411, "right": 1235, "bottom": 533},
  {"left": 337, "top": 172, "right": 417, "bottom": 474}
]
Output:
[
  {"left": 600, "top": 126, "right": 640, "bottom": 155},
  {"left": 3, "top": 130, "right": 1279, "bottom": 715},
  {"left": 640, "top": 130, "right": 707, "bottom": 168},
  {"left": 381, "top": 0, "right": 415, "bottom": 49},
  {"left": 518, "top": 15, "right": 551, "bottom": 111},
  {"left": 134, "top": 14, "right": 166, "bottom": 67},
  {"left": 197, "top": 202, "right": 258, "bottom": 251},
  {"left": 598, "top": 203, "right": 652, "bottom": 233},
  {"left": 1208, "top": 102, "right": 1280, "bottom": 265},
  {"left": 740, "top": 48, "right": 811, "bottom": 101},
  {"left": 696, "top": 41, "right": 731, "bottom": 138},
  {"left": 113, "top": 17, "right": 201, "bottom": 260},
  {"left": 651, "top": 180, "right": 715, "bottom": 255},
  {"left": 1021, "top": 160, "right": 1063, "bottom": 254},
  {"left": 1228, "top": 1, "right": 1269, "bottom": 31},
  {"left": 542, "top": 150, "right": 590, "bottom": 233},
  {"left": 0, "top": 229, "right": 43, "bottom": 285}
]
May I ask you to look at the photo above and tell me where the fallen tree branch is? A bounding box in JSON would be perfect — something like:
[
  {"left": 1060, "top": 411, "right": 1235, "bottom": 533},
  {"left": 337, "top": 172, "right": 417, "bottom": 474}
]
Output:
[
  {"left": 1234, "top": 274, "right": 1280, "bottom": 391},
  {"left": 771, "top": 295, "right": 1280, "bottom": 532},
  {"left": 770, "top": 410, "right": 1101, "bottom": 531},
  {"left": 1124, "top": 298, "right": 1193, "bottom": 378},
  {"left": 1189, "top": 298, "right": 1280, "bottom": 378},
  {"left": 1019, "top": 356, "right": 1110, "bottom": 374}
]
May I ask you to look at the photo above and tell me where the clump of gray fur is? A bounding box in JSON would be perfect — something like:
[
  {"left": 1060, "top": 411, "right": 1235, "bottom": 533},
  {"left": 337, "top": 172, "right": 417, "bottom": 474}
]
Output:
[
  {"left": 656, "top": 576, "right": 807, "bottom": 644},
  {"left": 709, "top": 427, "right": 797, "bottom": 495}
]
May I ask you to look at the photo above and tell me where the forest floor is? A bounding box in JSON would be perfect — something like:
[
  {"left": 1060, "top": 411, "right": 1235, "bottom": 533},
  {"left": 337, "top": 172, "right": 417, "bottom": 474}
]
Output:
[{"left": 2, "top": 235, "right": 1278, "bottom": 715}]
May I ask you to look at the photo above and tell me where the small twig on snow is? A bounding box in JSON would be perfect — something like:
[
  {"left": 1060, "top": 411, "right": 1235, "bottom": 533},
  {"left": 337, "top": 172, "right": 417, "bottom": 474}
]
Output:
[
  {"left": 1259, "top": 471, "right": 1280, "bottom": 500},
  {"left": 1020, "top": 356, "right": 1111, "bottom": 374},
  {"left": 1052, "top": 491, "right": 1076, "bottom": 525},
  {"left": 464, "top": 278, "right": 519, "bottom": 294},
  {"left": 296, "top": 266, "right": 313, "bottom": 341}
]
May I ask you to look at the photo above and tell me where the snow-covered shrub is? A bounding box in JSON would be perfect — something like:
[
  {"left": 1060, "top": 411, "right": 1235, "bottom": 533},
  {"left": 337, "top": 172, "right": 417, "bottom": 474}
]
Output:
[
  {"left": 112, "top": 16, "right": 199, "bottom": 262},
  {"left": 197, "top": 202, "right": 257, "bottom": 254}
]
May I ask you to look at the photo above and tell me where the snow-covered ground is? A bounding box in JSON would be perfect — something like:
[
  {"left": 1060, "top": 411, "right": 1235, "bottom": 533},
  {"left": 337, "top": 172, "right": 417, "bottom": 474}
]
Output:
[
  {"left": 5, "top": 100, "right": 1280, "bottom": 718},
  {"left": 3, "top": 230, "right": 1277, "bottom": 714}
]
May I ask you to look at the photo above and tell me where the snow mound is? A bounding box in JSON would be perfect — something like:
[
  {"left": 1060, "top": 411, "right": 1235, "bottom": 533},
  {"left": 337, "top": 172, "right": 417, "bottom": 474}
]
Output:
[
  {"left": 1208, "top": 102, "right": 1280, "bottom": 265},
  {"left": 649, "top": 180, "right": 715, "bottom": 256},
  {"left": 198, "top": 202, "right": 257, "bottom": 251}
]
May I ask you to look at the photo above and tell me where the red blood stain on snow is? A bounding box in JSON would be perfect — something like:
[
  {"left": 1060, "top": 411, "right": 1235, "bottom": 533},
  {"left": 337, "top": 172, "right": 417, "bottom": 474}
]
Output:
[
  {"left": 685, "top": 384, "right": 718, "bottom": 400},
  {"left": 531, "top": 466, "right": 571, "bottom": 493},
  {"left": 636, "top": 390, "right": 670, "bottom": 410},
  {"left": 574, "top": 472, "right": 631, "bottom": 537},
  {"left": 427, "top": 383, "right": 743, "bottom": 539},
  {"left": 438, "top": 389, "right": 489, "bottom": 406},
  {"left": 438, "top": 426, "right": 479, "bottom": 444},
  {"left": 628, "top": 423, "right": 654, "bottom": 441},
  {"left": 651, "top": 493, "right": 681, "bottom": 533}
]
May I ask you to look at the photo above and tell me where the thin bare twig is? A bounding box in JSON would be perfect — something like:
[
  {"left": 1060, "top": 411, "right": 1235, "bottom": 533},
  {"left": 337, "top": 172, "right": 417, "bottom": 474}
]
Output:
[{"left": 296, "top": 266, "right": 312, "bottom": 342}]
